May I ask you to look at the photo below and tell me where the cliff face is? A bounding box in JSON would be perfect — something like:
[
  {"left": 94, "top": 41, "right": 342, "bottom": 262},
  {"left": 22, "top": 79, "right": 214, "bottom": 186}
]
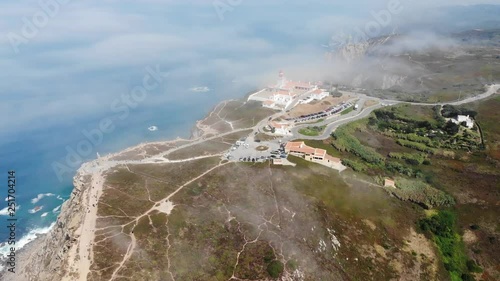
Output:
[
  {"left": 7, "top": 173, "right": 91, "bottom": 281},
  {"left": 328, "top": 34, "right": 410, "bottom": 90}
]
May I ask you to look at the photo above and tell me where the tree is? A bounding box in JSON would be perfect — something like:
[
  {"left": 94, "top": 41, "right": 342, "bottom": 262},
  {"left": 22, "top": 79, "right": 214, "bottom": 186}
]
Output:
[
  {"left": 443, "top": 121, "right": 460, "bottom": 135},
  {"left": 267, "top": 260, "right": 284, "bottom": 278}
]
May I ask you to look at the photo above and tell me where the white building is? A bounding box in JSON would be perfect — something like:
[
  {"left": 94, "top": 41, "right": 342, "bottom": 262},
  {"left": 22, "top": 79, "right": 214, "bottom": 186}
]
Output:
[
  {"left": 271, "top": 89, "right": 296, "bottom": 106},
  {"left": 270, "top": 121, "right": 293, "bottom": 136},
  {"left": 298, "top": 89, "right": 329, "bottom": 104},
  {"left": 248, "top": 71, "right": 319, "bottom": 110},
  {"left": 310, "top": 89, "right": 329, "bottom": 100},
  {"left": 452, "top": 115, "right": 474, "bottom": 129}
]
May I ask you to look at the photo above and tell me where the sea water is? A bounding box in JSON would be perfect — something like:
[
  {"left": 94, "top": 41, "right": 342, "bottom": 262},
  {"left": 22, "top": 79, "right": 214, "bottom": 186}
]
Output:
[{"left": 0, "top": 81, "right": 253, "bottom": 257}]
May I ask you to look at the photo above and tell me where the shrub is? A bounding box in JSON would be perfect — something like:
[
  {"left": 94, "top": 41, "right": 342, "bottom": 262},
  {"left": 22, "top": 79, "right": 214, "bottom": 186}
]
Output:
[
  {"left": 267, "top": 260, "right": 284, "bottom": 278},
  {"left": 443, "top": 121, "right": 460, "bottom": 135},
  {"left": 466, "top": 259, "right": 482, "bottom": 273},
  {"left": 388, "top": 152, "right": 427, "bottom": 165},
  {"left": 286, "top": 259, "right": 298, "bottom": 271},
  {"left": 469, "top": 224, "right": 480, "bottom": 230},
  {"left": 385, "top": 161, "right": 415, "bottom": 177},
  {"left": 396, "top": 139, "right": 436, "bottom": 154},
  {"left": 332, "top": 123, "right": 385, "bottom": 164},
  {"left": 418, "top": 211, "right": 469, "bottom": 279},
  {"left": 391, "top": 178, "right": 455, "bottom": 208},
  {"left": 441, "top": 104, "right": 478, "bottom": 118},
  {"left": 342, "top": 159, "right": 367, "bottom": 172}
]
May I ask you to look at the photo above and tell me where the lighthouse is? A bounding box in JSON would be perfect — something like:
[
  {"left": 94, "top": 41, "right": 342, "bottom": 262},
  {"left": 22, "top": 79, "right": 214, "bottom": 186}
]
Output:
[{"left": 277, "top": 70, "right": 286, "bottom": 89}]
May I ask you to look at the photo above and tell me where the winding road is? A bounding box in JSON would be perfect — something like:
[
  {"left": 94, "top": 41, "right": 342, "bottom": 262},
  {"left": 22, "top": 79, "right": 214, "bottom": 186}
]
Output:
[{"left": 289, "top": 84, "right": 499, "bottom": 141}]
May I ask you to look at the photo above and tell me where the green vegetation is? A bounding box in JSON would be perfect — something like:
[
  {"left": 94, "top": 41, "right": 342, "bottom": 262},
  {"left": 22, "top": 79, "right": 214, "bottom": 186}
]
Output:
[
  {"left": 304, "top": 118, "right": 325, "bottom": 124},
  {"left": 372, "top": 104, "right": 481, "bottom": 151},
  {"left": 267, "top": 260, "right": 284, "bottom": 278},
  {"left": 299, "top": 125, "right": 326, "bottom": 136},
  {"left": 466, "top": 259, "right": 482, "bottom": 273},
  {"left": 341, "top": 159, "right": 368, "bottom": 172},
  {"left": 341, "top": 106, "right": 354, "bottom": 115},
  {"left": 418, "top": 211, "right": 476, "bottom": 281},
  {"left": 332, "top": 121, "right": 385, "bottom": 164},
  {"left": 387, "top": 132, "right": 436, "bottom": 147},
  {"left": 385, "top": 161, "right": 420, "bottom": 178},
  {"left": 388, "top": 152, "right": 427, "bottom": 165},
  {"left": 396, "top": 139, "right": 436, "bottom": 154},
  {"left": 389, "top": 178, "right": 455, "bottom": 209},
  {"left": 441, "top": 104, "right": 478, "bottom": 119},
  {"left": 286, "top": 259, "right": 298, "bottom": 271}
]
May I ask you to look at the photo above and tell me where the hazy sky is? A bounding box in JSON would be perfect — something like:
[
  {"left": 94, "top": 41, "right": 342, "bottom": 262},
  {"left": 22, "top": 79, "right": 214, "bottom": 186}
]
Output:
[{"left": 1, "top": 0, "right": 499, "bottom": 136}]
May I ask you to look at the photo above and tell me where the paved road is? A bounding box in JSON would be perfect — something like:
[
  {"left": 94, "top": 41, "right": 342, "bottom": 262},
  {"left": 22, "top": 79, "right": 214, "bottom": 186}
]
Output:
[
  {"left": 374, "top": 84, "right": 500, "bottom": 106},
  {"left": 286, "top": 98, "right": 382, "bottom": 141},
  {"left": 288, "top": 84, "right": 499, "bottom": 141}
]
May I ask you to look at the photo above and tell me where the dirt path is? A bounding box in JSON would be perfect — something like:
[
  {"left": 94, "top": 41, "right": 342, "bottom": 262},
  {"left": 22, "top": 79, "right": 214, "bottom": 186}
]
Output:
[
  {"left": 62, "top": 168, "right": 105, "bottom": 281},
  {"left": 108, "top": 160, "right": 229, "bottom": 280}
]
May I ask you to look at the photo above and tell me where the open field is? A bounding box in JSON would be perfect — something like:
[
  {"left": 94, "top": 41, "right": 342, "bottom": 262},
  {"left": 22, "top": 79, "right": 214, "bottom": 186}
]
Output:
[
  {"left": 195, "top": 100, "right": 274, "bottom": 137},
  {"left": 88, "top": 148, "right": 445, "bottom": 280},
  {"left": 167, "top": 130, "right": 252, "bottom": 160},
  {"left": 109, "top": 140, "right": 192, "bottom": 161}
]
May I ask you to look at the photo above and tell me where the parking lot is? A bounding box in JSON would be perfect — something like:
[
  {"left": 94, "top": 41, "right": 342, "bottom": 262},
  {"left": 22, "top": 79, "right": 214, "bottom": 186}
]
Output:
[
  {"left": 285, "top": 101, "right": 354, "bottom": 124},
  {"left": 224, "top": 136, "right": 286, "bottom": 163}
]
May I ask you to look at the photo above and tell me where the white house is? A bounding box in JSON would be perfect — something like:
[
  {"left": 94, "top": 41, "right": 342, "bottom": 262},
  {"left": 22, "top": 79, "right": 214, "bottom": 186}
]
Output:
[
  {"left": 452, "top": 115, "right": 474, "bottom": 129},
  {"left": 298, "top": 89, "right": 329, "bottom": 104},
  {"left": 270, "top": 89, "right": 296, "bottom": 108},
  {"left": 270, "top": 121, "right": 292, "bottom": 136},
  {"left": 309, "top": 89, "right": 329, "bottom": 100}
]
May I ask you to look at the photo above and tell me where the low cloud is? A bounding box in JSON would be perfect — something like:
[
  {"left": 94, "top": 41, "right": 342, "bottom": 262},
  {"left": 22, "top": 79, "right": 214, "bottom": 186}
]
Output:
[{"left": 0, "top": 0, "right": 498, "bottom": 137}]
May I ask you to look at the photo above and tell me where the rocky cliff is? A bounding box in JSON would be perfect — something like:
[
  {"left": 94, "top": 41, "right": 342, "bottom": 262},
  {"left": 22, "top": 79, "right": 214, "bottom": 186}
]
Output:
[{"left": 4, "top": 173, "right": 91, "bottom": 281}]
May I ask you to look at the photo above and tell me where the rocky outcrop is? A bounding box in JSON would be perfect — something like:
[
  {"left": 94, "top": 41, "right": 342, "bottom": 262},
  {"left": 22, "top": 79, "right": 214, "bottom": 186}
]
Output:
[{"left": 4, "top": 173, "right": 91, "bottom": 281}]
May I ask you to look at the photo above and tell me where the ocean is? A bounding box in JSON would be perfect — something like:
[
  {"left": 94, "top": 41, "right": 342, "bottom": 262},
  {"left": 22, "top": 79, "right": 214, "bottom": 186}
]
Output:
[{"left": 0, "top": 81, "right": 254, "bottom": 257}]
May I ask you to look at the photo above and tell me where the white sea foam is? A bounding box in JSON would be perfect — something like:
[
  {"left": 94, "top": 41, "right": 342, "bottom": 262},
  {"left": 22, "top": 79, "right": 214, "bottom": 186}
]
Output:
[
  {"left": 31, "top": 193, "right": 55, "bottom": 204},
  {"left": 0, "top": 222, "right": 55, "bottom": 258},
  {"left": 52, "top": 205, "right": 61, "bottom": 213},
  {"left": 0, "top": 205, "right": 20, "bottom": 216}
]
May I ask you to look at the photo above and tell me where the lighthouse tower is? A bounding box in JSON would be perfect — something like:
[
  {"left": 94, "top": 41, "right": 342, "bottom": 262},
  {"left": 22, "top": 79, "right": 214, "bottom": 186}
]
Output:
[{"left": 277, "top": 70, "right": 286, "bottom": 89}]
